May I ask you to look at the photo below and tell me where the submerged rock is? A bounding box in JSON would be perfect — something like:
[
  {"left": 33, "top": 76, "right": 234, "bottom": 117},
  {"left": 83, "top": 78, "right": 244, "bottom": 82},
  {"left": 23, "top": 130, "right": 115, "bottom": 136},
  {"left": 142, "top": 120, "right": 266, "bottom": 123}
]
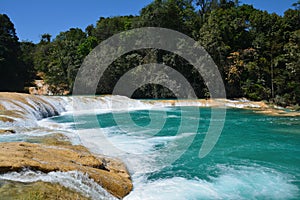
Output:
[
  {"left": 0, "top": 142, "right": 132, "bottom": 199},
  {"left": 0, "top": 129, "right": 16, "bottom": 134},
  {"left": 25, "top": 133, "right": 72, "bottom": 146}
]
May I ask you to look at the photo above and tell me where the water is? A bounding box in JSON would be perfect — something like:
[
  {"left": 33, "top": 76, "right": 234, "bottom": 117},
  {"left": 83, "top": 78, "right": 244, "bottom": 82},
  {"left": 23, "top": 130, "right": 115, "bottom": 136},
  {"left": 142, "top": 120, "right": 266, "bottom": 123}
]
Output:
[{"left": 48, "top": 107, "right": 300, "bottom": 200}]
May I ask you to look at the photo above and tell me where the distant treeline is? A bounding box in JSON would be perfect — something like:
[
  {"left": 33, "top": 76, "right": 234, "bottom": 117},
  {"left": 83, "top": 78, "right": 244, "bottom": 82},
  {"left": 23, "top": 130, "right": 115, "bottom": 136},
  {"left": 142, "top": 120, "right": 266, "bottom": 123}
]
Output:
[{"left": 0, "top": 0, "right": 299, "bottom": 106}]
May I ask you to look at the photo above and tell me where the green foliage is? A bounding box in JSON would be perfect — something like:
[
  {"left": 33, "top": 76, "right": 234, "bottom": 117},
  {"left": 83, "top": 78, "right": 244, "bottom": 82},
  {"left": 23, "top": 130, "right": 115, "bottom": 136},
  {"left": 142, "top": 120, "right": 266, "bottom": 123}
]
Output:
[
  {"left": 20, "top": 41, "right": 37, "bottom": 87},
  {"left": 0, "top": 14, "right": 24, "bottom": 91},
  {"left": 92, "top": 16, "right": 137, "bottom": 42},
  {"left": 139, "top": 0, "right": 197, "bottom": 35},
  {"left": 34, "top": 28, "right": 87, "bottom": 93},
  {"left": 77, "top": 36, "right": 98, "bottom": 57}
]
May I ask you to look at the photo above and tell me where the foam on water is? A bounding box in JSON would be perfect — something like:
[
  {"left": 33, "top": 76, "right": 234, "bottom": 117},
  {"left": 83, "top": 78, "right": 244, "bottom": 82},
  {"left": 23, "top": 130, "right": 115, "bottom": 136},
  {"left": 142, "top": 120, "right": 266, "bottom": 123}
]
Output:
[
  {"left": 75, "top": 125, "right": 198, "bottom": 175},
  {"left": 0, "top": 170, "right": 117, "bottom": 200},
  {"left": 126, "top": 166, "right": 299, "bottom": 200},
  {"left": 75, "top": 124, "right": 299, "bottom": 199},
  {"left": 75, "top": 128, "right": 161, "bottom": 174}
]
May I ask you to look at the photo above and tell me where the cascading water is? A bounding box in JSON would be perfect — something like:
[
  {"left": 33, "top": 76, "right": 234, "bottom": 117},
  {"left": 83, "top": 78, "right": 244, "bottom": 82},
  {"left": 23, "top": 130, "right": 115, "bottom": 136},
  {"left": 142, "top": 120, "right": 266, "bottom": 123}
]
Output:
[{"left": 0, "top": 170, "right": 117, "bottom": 200}]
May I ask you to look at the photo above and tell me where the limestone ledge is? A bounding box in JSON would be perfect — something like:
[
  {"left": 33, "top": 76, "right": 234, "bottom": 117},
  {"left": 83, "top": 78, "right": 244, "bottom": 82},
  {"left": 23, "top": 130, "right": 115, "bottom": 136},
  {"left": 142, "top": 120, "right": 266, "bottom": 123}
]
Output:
[
  {"left": 143, "top": 99, "right": 300, "bottom": 117},
  {"left": 0, "top": 141, "right": 132, "bottom": 199}
]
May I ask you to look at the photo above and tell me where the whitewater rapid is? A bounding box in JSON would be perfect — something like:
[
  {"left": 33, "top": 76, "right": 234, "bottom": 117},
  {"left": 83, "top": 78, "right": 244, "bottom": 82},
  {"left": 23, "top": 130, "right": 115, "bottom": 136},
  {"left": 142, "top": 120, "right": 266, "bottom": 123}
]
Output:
[{"left": 0, "top": 170, "right": 117, "bottom": 200}]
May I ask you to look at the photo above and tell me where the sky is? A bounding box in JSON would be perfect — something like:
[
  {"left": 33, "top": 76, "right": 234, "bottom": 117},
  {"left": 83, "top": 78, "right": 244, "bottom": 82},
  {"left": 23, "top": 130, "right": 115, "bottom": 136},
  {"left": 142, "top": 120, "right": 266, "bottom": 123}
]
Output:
[{"left": 0, "top": 0, "right": 297, "bottom": 43}]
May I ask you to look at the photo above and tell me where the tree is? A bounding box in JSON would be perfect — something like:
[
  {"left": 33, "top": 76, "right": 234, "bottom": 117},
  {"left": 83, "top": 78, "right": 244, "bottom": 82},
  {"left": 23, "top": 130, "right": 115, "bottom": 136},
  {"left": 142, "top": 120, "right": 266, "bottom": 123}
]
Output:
[
  {"left": 292, "top": 0, "right": 300, "bottom": 10},
  {"left": 194, "top": 0, "right": 238, "bottom": 24},
  {"left": 85, "top": 24, "right": 95, "bottom": 37},
  {"left": 92, "top": 16, "right": 137, "bottom": 42},
  {"left": 0, "top": 14, "right": 24, "bottom": 91},
  {"left": 139, "top": 0, "right": 197, "bottom": 35},
  {"left": 20, "top": 41, "right": 37, "bottom": 88},
  {"left": 40, "top": 33, "right": 52, "bottom": 43},
  {"left": 199, "top": 5, "right": 253, "bottom": 74},
  {"left": 77, "top": 36, "right": 98, "bottom": 58},
  {"left": 273, "top": 29, "right": 300, "bottom": 106},
  {"left": 284, "top": 30, "right": 300, "bottom": 104},
  {"left": 34, "top": 28, "right": 87, "bottom": 94}
]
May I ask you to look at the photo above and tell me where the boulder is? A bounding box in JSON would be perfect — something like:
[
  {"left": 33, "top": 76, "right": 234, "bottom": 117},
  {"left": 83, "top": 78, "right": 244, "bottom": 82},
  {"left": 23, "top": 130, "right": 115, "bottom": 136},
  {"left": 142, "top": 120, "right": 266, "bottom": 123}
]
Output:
[{"left": 0, "top": 142, "right": 132, "bottom": 199}]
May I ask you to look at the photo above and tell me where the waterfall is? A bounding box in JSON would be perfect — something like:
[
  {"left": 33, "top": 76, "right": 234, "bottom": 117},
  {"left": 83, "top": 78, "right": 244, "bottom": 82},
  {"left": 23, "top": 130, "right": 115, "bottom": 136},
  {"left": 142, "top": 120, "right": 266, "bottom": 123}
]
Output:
[
  {"left": 0, "top": 93, "right": 66, "bottom": 127},
  {"left": 0, "top": 93, "right": 269, "bottom": 129}
]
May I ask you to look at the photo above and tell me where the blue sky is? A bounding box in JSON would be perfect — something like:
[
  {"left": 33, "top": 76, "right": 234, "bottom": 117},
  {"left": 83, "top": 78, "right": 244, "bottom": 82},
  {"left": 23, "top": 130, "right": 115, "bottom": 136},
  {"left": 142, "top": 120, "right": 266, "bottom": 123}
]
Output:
[{"left": 0, "top": 0, "right": 297, "bottom": 43}]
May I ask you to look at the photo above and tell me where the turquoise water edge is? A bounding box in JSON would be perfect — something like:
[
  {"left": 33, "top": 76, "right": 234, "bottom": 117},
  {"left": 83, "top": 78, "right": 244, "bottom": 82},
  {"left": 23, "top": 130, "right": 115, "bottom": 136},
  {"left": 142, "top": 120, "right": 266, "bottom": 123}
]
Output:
[{"left": 49, "top": 107, "right": 300, "bottom": 200}]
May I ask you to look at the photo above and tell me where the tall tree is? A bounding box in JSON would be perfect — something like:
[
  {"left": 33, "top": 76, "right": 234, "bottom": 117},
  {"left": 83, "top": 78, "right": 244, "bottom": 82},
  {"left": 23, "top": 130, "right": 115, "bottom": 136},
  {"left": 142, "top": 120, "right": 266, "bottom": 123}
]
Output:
[
  {"left": 139, "top": 0, "right": 197, "bottom": 35},
  {"left": 292, "top": 0, "right": 300, "bottom": 10},
  {"left": 0, "top": 14, "right": 24, "bottom": 91},
  {"left": 40, "top": 33, "right": 52, "bottom": 43},
  {"left": 92, "top": 16, "right": 136, "bottom": 42},
  {"left": 34, "top": 28, "right": 87, "bottom": 94},
  {"left": 20, "top": 41, "right": 37, "bottom": 88},
  {"left": 194, "top": 0, "right": 238, "bottom": 23}
]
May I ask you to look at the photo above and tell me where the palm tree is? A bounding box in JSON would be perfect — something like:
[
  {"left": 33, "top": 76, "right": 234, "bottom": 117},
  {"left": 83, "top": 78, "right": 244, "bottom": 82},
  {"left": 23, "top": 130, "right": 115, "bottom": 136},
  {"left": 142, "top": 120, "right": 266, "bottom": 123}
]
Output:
[{"left": 41, "top": 33, "right": 51, "bottom": 43}]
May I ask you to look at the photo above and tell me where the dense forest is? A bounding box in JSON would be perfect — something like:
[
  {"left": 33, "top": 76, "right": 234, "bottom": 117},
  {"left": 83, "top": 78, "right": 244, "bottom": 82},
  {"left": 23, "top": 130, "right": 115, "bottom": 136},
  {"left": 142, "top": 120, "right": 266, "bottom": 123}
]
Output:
[{"left": 0, "top": 0, "right": 299, "bottom": 106}]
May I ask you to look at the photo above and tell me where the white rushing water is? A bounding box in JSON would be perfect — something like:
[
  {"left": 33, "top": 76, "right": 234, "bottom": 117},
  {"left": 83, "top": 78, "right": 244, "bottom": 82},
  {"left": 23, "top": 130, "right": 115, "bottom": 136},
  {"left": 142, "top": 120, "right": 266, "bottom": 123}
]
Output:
[
  {"left": 0, "top": 170, "right": 117, "bottom": 200},
  {"left": 0, "top": 95, "right": 66, "bottom": 128},
  {"left": 125, "top": 166, "right": 298, "bottom": 200}
]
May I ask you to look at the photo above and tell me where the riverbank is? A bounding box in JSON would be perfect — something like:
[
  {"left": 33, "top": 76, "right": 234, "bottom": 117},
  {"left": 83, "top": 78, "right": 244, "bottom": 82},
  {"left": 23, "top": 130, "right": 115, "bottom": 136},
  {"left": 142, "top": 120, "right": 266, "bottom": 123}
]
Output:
[{"left": 142, "top": 98, "right": 300, "bottom": 117}]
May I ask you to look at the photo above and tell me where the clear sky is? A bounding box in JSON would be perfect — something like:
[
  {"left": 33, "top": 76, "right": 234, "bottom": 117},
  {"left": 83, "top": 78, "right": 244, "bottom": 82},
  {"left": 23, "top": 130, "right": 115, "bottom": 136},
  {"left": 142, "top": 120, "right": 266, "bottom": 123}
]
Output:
[{"left": 0, "top": 0, "right": 297, "bottom": 43}]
